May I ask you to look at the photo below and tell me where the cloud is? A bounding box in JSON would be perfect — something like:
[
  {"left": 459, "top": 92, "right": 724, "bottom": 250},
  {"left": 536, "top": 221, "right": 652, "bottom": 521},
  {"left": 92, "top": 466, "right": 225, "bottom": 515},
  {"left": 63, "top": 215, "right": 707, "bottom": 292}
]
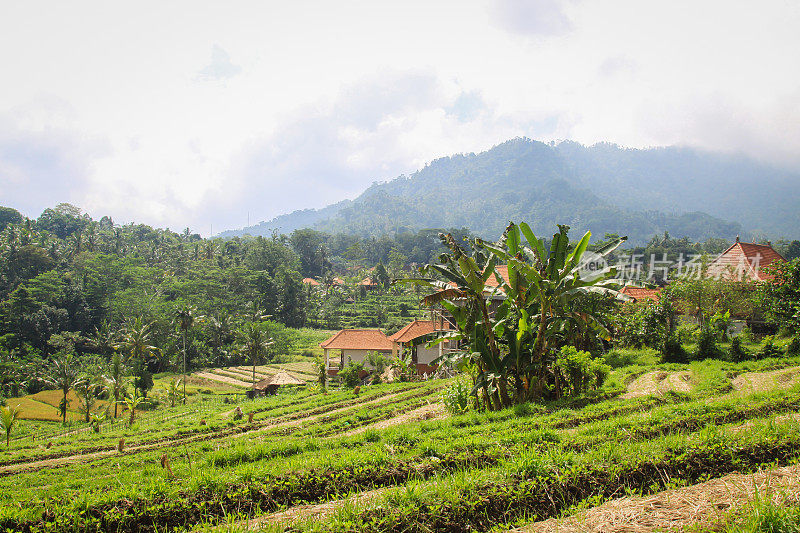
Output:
[
  {"left": 0, "top": 115, "right": 108, "bottom": 218},
  {"left": 491, "top": 0, "right": 573, "bottom": 36},
  {"left": 199, "top": 71, "right": 558, "bottom": 232},
  {"left": 196, "top": 45, "right": 242, "bottom": 82}
]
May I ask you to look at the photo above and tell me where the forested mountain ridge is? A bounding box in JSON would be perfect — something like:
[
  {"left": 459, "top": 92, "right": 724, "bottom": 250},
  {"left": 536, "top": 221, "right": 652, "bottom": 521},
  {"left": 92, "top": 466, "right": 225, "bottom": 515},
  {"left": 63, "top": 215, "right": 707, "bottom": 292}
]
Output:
[{"left": 225, "top": 139, "right": 800, "bottom": 243}]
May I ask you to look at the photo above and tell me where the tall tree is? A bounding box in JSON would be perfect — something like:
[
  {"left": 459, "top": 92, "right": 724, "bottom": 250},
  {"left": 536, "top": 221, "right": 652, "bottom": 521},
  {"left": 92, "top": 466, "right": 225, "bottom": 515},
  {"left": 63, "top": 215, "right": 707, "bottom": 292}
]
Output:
[
  {"left": 239, "top": 323, "right": 274, "bottom": 387},
  {"left": 44, "top": 352, "right": 82, "bottom": 424},
  {"left": 174, "top": 305, "right": 199, "bottom": 404}
]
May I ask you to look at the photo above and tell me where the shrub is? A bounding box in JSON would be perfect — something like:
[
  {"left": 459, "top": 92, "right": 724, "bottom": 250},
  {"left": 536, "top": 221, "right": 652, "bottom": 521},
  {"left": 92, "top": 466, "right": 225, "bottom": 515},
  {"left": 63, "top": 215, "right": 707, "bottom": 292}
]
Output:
[
  {"left": 553, "top": 346, "right": 610, "bottom": 397},
  {"left": 442, "top": 377, "right": 472, "bottom": 415},
  {"left": 787, "top": 336, "right": 800, "bottom": 356},
  {"left": 696, "top": 327, "right": 721, "bottom": 360},
  {"left": 662, "top": 336, "right": 689, "bottom": 364},
  {"left": 675, "top": 323, "right": 699, "bottom": 344},
  {"left": 727, "top": 336, "right": 751, "bottom": 363},
  {"left": 339, "top": 360, "right": 365, "bottom": 388},
  {"left": 759, "top": 336, "right": 783, "bottom": 359}
]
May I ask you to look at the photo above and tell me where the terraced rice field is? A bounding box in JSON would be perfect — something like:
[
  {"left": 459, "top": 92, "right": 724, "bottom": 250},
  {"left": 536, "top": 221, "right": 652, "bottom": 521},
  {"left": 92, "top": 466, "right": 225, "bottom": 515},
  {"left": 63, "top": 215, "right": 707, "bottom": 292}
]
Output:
[{"left": 4, "top": 356, "right": 800, "bottom": 532}]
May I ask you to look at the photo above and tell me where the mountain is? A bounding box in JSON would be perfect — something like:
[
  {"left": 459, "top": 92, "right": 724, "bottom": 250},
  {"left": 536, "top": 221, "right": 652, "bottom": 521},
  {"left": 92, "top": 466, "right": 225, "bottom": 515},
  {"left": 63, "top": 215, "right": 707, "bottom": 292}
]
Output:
[{"left": 221, "top": 139, "right": 800, "bottom": 243}]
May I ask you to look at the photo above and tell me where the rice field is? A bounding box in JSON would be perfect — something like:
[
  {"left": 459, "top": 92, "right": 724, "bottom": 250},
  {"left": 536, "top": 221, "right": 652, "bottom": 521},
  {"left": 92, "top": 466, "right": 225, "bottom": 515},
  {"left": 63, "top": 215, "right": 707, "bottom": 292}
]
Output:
[{"left": 3, "top": 354, "right": 800, "bottom": 532}]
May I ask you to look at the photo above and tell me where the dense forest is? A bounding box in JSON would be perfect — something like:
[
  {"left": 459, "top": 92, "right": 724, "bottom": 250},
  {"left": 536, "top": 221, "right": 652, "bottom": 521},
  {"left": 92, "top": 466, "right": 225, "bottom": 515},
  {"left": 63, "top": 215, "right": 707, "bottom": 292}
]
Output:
[
  {"left": 2, "top": 202, "right": 799, "bottom": 404},
  {"left": 225, "top": 139, "right": 800, "bottom": 242}
]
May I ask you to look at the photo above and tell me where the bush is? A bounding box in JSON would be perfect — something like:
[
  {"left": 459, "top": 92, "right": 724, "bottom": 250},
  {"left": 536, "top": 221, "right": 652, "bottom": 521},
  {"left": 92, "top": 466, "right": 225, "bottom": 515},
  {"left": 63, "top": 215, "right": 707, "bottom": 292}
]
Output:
[
  {"left": 442, "top": 377, "right": 472, "bottom": 415},
  {"left": 338, "top": 360, "right": 365, "bottom": 389},
  {"left": 727, "top": 336, "right": 751, "bottom": 363},
  {"left": 696, "top": 327, "right": 721, "bottom": 360},
  {"left": 788, "top": 336, "right": 800, "bottom": 356},
  {"left": 662, "top": 336, "right": 689, "bottom": 364},
  {"left": 675, "top": 323, "right": 699, "bottom": 345},
  {"left": 553, "top": 346, "right": 610, "bottom": 397},
  {"left": 758, "top": 336, "right": 783, "bottom": 359}
]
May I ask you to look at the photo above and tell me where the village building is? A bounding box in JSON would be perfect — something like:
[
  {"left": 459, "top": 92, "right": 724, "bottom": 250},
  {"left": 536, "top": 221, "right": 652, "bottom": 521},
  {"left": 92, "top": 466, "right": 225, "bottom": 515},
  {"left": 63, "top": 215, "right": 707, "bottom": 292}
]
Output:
[
  {"left": 619, "top": 285, "right": 662, "bottom": 303},
  {"left": 251, "top": 371, "right": 305, "bottom": 397},
  {"left": 388, "top": 319, "right": 453, "bottom": 375},
  {"left": 320, "top": 329, "right": 393, "bottom": 375},
  {"left": 707, "top": 237, "right": 786, "bottom": 282}
]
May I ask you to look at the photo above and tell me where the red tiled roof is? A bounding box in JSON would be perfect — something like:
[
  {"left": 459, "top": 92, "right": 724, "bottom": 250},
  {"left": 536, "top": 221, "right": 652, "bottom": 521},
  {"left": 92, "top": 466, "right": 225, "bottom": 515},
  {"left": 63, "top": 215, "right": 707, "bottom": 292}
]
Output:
[
  {"left": 389, "top": 320, "right": 451, "bottom": 343},
  {"left": 708, "top": 241, "right": 786, "bottom": 281},
  {"left": 332, "top": 277, "right": 345, "bottom": 285},
  {"left": 620, "top": 285, "right": 662, "bottom": 302},
  {"left": 444, "top": 264, "right": 510, "bottom": 289},
  {"left": 302, "top": 278, "right": 320, "bottom": 286},
  {"left": 319, "top": 329, "right": 393, "bottom": 351}
]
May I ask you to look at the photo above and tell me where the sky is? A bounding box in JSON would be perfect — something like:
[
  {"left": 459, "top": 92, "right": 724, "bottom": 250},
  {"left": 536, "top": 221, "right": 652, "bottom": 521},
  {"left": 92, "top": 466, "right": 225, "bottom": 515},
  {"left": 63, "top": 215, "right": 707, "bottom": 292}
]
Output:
[{"left": 1, "top": 0, "right": 799, "bottom": 235}]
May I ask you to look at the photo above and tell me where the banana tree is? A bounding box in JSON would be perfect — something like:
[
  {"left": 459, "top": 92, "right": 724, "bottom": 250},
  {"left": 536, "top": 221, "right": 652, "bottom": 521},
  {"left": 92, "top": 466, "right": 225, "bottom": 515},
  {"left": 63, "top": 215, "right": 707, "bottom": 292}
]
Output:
[
  {"left": 399, "top": 233, "right": 512, "bottom": 410},
  {"left": 481, "top": 223, "right": 627, "bottom": 401}
]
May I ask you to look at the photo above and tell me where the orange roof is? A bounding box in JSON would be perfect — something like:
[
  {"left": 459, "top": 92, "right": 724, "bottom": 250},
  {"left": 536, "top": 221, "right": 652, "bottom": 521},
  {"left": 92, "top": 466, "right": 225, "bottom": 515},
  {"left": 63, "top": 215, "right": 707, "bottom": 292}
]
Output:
[
  {"left": 444, "top": 264, "right": 510, "bottom": 289},
  {"left": 319, "top": 329, "right": 393, "bottom": 351},
  {"left": 620, "top": 285, "right": 662, "bottom": 302},
  {"left": 359, "top": 277, "right": 378, "bottom": 286},
  {"left": 389, "top": 320, "right": 451, "bottom": 343},
  {"left": 332, "top": 277, "right": 345, "bottom": 285},
  {"left": 708, "top": 241, "right": 786, "bottom": 281},
  {"left": 302, "top": 277, "right": 320, "bottom": 286}
]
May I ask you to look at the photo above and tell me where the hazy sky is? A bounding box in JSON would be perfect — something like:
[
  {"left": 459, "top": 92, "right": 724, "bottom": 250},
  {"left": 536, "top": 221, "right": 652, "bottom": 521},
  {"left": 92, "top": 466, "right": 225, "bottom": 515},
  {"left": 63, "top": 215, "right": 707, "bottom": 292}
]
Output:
[{"left": 1, "top": 0, "right": 799, "bottom": 234}]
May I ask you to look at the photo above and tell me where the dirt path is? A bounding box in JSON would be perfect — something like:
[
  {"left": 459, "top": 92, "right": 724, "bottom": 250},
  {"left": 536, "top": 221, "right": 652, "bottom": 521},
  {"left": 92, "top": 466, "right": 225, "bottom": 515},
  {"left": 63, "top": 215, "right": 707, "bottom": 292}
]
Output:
[
  {"left": 622, "top": 371, "right": 692, "bottom": 399},
  {"left": 340, "top": 402, "right": 446, "bottom": 437},
  {"left": 514, "top": 463, "right": 800, "bottom": 533},
  {"left": 243, "top": 487, "right": 389, "bottom": 529},
  {"left": 194, "top": 371, "right": 251, "bottom": 388},
  {"left": 0, "top": 389, "right": 419, "bottom": 476},
  {"left": 733, "top": 366, "right": 800, "bottom": 393}
]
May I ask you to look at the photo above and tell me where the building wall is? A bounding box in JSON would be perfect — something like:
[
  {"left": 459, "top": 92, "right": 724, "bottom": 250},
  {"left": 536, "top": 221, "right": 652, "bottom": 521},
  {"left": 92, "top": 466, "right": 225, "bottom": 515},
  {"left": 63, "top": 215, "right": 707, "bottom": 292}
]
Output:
[{"left": 416, "top": 344, "right": 440, "bottom": 365}]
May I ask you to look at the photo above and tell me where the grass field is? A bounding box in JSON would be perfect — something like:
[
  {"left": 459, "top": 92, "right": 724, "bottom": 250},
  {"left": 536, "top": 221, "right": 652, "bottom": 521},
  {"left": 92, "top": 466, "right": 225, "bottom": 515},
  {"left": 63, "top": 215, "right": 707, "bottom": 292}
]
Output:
[{"left": 2, "top": 341, "right": 800, "bottom": 532}]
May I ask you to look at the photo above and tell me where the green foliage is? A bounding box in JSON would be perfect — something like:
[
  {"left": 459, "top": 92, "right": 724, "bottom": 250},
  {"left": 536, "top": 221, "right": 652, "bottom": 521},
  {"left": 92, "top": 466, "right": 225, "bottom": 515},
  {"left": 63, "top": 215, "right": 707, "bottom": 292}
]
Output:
[
  {"left": 760, "top": 258, "right": 800, "bottom": 332},
  {"left": 441, "top": 377, "right": 472, "bottom": 414},
  {"left": 338, "top": 360, "right": 365, "bottom": 388},
  {"left": 615, "top": 301, "right": 671, "bottom": 349},
  {"left": 0, "top": 404, "right": 20, "bottom": 447},
  {"left": 727, "top": 336, "right": 751, "bottom": 363},
  {"left": 662, "top": 336, "right": 689, "bottom": 364},
  {"left": 758, "top": 336, "right": 783, "bottom": 359},
  {"left": 553, "top": 346, "right": 610, "bottom": 397},
  {"left": 697, "top": 327, "right": 722, "bottom": 360}
]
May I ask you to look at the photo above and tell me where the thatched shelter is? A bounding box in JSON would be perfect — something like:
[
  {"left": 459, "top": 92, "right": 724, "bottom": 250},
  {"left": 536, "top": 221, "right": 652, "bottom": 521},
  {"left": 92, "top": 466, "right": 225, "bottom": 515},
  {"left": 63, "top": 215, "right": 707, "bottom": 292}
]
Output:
[{"left": 251, "top": 372, "right": 304, "bottom": 396}]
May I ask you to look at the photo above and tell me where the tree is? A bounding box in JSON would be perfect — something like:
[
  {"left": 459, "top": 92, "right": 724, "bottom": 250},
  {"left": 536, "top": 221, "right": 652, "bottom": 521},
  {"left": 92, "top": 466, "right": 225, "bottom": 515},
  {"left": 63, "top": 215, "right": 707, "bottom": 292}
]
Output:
[
  {"left": 166, "top": 377, "right": 182, "bottom": 408},
  {"left": 74, "top": 375, "right": 106, "bottom": 423},
  {"left": 239, "top": 323, "right": 274, "bottom": 387},
  {"left": 402, "top": 223, "right": 626, "bottom": 409},
  {"left": 119, "top": 391, "right": 145, "bottom": 425},
  {"left": 760, "top": 258, "right": 800, "bottom": 331},
  {"left": 0, "top": 405, "right": 20, "bottom": 447},
  {"left": 119, "top": 318, "right": 158, "bottom": 397},
  {"left": 174, "top": 305, "right": 199, "bottom": 405},
  {"left": 44, "top": 352, "right": 81, "bottom": 423},
  {"left": 104, "top": 352, "right": 127, "bottom": 418}
]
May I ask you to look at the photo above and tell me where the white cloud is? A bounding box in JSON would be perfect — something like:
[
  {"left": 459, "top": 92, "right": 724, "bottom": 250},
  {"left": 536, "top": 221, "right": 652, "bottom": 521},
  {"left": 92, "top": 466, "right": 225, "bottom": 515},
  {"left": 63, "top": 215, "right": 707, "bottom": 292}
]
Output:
[
  {"left": 0, "top": 0, "right": 797, "bottom": 233},
  {"left": 196, "top": 45, "right": 242, "bottom": 82}
]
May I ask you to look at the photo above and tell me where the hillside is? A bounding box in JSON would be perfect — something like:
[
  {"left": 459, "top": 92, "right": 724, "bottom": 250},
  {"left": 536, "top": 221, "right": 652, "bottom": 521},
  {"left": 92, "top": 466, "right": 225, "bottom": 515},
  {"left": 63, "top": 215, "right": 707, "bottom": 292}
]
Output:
[{"left": 223, "top": 139, "right": 800, "bottom": 243}]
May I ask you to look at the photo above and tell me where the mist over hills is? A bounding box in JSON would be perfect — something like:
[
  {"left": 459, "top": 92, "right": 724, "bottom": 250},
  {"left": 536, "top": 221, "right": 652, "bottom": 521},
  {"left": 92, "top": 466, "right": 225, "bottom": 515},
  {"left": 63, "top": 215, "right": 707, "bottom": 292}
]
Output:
[{"left": 219, "top": 139, "right": 800, "bottom": 244}]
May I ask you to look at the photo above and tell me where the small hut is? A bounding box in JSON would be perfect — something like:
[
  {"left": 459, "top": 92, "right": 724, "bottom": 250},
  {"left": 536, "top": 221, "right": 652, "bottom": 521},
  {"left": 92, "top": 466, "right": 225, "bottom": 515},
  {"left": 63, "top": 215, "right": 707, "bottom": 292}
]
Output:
[{"left": 252, "top": 372, "right": 304, "bottom": 396}]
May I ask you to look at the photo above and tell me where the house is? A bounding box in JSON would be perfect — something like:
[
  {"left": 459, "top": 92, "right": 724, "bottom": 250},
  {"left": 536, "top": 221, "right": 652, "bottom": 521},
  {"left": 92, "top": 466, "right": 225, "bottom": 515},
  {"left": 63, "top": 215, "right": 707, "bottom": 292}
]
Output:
[
  {"left": 302, "top": 277, "right": 321, "bottom": 286},
  {"left": 251, "top": 372, "right": 304, "bottom": 396},
  {"left": 358, "top": 277, "right": 379, "bottom": 290},
  {"left": 320, "top": 329, "right": 394, "bottom": 375},
  {"left": 620, "top": 285, "right": 662, "bottom": 303},
  {"left": 389, "top": 319, "right": 453, "bottom": 375},
  {"left": 707, "top": 237, "right": 786, "bottom": 282}
]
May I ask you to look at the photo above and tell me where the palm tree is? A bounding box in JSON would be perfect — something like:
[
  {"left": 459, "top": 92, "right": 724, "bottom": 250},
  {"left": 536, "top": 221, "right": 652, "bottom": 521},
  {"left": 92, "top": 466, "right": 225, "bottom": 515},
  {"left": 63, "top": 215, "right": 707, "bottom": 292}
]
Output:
[
  {"left": 166, "top": 377, "right": 182, "bottom": 408},
  {"left": 44, "top": 353, "right": 82, "bottom": 424},
  {"left": 74, "top": 376, "right": 107, "bottom": 423},
  {"left": 174, "top": 305, "right": 200, "bottom": 405},
  {"left": 239, "top": 323, "right": 274, "bottom": 387},
  {"left": 104, "top": 352, "right": 128, "bottom": 418},
  {"left": 119, "top": 317, "right": 158, "bottom": 363},
  {"left": 0, "top": 405, "right": 21, "bottom": 447},
  {"left": 119, "top": 391, "right": 145, "bottom": 425}
]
